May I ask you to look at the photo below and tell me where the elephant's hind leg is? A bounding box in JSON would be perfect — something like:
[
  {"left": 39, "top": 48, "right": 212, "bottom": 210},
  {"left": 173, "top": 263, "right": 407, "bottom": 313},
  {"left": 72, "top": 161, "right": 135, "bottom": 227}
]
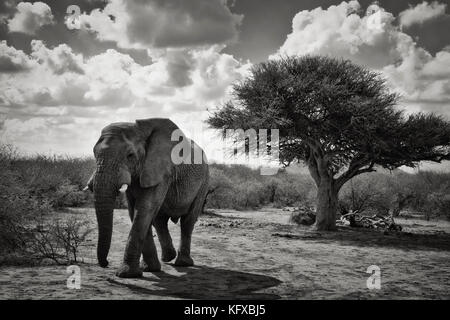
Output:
[
  {"left": 174, "top": 213, "right": 196, "bottom": 266},
  {"left": 153, "top": 213, "right": 177, "bottom": 262},
  {"left": 174, "top": 184, "right": 207, "bottom": 267}
]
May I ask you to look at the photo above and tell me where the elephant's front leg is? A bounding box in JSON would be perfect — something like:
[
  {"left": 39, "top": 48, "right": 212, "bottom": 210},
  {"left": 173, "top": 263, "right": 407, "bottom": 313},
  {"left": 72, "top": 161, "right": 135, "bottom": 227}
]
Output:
[
  {"left": 116, "top": 187, "right": 166, "bottom": 278},
  {"left": 140, "top": 227, "right": 161, "bottom": 272}
]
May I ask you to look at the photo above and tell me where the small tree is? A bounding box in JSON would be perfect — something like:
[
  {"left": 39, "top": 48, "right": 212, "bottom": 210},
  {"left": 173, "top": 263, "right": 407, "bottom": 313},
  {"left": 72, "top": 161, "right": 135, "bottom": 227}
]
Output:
[{"left": 207, "top": 55, "right": 450, "bottom": 230}]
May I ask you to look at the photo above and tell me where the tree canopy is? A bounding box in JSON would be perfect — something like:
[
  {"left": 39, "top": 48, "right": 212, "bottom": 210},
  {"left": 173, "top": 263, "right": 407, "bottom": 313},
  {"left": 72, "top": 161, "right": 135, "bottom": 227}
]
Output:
[{"left": 208, "top": 55, "right": 450, "bottom": 187}]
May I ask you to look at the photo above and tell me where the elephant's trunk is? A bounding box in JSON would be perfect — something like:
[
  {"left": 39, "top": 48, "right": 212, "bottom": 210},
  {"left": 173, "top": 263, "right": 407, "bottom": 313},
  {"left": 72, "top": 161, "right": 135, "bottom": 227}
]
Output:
[
  {"left": 94, "top": 197, "right": 114, "bottom": 268},
  {"left": 93, "top": 164, "right": 118, "bottom": 268}
]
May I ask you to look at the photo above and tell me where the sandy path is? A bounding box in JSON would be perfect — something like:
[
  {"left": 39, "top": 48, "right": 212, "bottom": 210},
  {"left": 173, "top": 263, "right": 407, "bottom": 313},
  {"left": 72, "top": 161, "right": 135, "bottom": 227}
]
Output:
[{"left": 1, "top": 208, "right": 449, "bottom": 299}]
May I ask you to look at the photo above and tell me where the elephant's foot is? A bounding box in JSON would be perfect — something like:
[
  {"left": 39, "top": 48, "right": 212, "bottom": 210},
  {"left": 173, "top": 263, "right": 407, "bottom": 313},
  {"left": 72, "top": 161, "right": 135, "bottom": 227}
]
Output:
[
  {"left": 116, "top": 263, "right": 143, "bottom": 278},
  {"left": 174, "top": 252, "right": 194, "bottom": 267},
  {"left": 141, "top": 259, "right": 162, "bottom": 272},
  {"left": 161, "top": 247, "right": 177, "bottom": 262}
]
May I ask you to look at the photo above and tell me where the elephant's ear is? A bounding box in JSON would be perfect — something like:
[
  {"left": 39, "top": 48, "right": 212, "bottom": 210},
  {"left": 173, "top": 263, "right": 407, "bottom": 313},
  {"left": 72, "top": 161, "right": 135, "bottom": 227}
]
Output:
[{"left": 136, "top": 118, "right": 180, "bottom": 188}]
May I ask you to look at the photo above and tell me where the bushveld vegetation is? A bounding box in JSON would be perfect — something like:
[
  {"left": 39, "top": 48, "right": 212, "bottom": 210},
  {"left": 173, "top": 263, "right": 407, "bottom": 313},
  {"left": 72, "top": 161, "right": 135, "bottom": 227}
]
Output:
[
  {"left": 1, "top": 143, "right": 449, "bottom": 215},
  {"left": 1, "top": 143, "right": 449, "bottom": 265},
  {"left": 0, "top": 144, "right": 94, "bottom": 265}
]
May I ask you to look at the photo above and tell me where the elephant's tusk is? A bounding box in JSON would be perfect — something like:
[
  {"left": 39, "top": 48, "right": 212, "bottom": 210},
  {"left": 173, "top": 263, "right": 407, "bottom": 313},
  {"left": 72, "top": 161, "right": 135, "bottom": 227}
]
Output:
[
  {"left": 119, "top": 184, "right": 128, "bottom": 193},
  {"left": 82, "top": 186, "right": 89, "bottom": 191}
]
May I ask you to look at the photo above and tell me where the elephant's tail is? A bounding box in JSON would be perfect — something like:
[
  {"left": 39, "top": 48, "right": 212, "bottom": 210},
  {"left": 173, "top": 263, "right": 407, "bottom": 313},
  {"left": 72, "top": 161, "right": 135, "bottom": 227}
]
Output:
[{"left": 170, "top": 217, "right": 180, "bottom": 224}]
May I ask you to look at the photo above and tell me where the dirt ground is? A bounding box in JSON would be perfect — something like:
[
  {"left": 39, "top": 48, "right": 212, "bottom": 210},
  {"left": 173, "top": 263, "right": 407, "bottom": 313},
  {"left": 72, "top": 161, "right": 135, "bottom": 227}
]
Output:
[{"left": 1, "top": 207, "right": 450, "bottom": 299}]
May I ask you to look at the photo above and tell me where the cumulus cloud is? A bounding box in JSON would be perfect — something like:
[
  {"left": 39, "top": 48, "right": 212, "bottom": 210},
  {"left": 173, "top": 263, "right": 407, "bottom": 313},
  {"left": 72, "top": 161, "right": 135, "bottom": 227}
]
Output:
[
  {"left": 30, "top": 40, "right": 85, "bottom": 75},
  {"left": 0, "top": 40, "right": 35, "bottom": 72},
  {"left": 399, "top": 1, "right": 447, "bottom": 28},
  {"left": 0, "top": 40, "right": 250, "bottom": 155},
  {"left": 273, "top": 1, "right": 450, "bottom": 118},
  {"left": 1, "top": 0, "right": 246, "bottom": 156},
  {"left": 73, "top": 0, "right": 243, "bottom": 49},
  {"left": 3, "top": 0, "right": 447, "bottom": 159},
  {"left": 7, "top": 2, "right": 55, "bottom": 35},
  {"left": 272, "top": 1, "right": 403, "bottom": 69},
  {"left": 383, "top": 49, "right": 450, "bottom": 111}
]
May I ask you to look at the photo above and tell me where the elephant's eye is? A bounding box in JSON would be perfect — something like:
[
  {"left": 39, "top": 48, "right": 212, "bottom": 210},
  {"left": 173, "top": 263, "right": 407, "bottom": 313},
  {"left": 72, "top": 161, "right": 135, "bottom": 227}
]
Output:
[{"left": 127, "top": 153, "right": 134, "bottom": 160}]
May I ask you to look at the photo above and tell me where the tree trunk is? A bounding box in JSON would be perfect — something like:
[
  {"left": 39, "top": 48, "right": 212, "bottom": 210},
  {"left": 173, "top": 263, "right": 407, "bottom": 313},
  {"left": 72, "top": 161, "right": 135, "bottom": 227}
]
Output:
[{"left": 313, "top": 178, "right": 338, "bottom": 231}]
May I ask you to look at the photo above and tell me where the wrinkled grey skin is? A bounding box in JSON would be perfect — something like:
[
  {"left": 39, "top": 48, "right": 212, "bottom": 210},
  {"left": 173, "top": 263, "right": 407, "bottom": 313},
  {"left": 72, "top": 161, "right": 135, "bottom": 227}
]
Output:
[{"left": 86, "top": 118, "right": 209, "bottom": 278}]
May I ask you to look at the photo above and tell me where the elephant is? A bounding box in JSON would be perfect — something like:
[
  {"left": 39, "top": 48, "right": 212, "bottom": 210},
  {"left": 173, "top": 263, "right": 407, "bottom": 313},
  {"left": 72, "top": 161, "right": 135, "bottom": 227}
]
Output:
[{"left": 84, "top": 118, "right": 209, "bottom": 278}]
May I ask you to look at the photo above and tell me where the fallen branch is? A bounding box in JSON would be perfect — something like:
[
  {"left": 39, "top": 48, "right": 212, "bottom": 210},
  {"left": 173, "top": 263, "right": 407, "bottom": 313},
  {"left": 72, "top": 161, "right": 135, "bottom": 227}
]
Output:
[{"left": 337, "top": 212, "right": 402, "bottom": 231}]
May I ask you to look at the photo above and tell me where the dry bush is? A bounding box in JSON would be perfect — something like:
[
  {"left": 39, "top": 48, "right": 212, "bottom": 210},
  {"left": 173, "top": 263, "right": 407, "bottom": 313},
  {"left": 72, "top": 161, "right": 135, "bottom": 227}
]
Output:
[
  {"left": 267, "top": 174, "right": 315, "bottom": 207},
  {"left": 0, "top": 144, "right": 94, "bottom": 265},
  {"left": 3, "top": 142, "right": 450, "bottom": 222},
  {"left": 338, "top": 170, "right": 450, "bottom": 220},
  {"left": 289, "top": 206, "right": 316, "bottom": 226},
  {"left": 13, "top": 154, "right": 95, "bottom": 208},
  {"left": 338, "top": 177, "right": 391, "bottom": 216},
  {"left": 29, "top": 216, "right": 93, "bottom": 265},
  {"left": 423, "top": 192, "right": 450, "bottom": 220},
  {"left": 205, "top": 164, "right": 315, "bottom": 210},
  {"left": 0, "top": 144, "right": 49, "bottom": 257}
]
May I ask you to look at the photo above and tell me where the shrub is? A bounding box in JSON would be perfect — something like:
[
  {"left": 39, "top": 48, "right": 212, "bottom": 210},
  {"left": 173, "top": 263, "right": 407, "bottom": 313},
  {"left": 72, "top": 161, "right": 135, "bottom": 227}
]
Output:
[
  {"left": 0, "top": 144, "right": 50, "bottom": 256},
  {"left": 12, "top": 154, "right": 95, "bottom": 208},
  {"left": 422, "top": 192, "right": 450, "bottom": 220},
  {"left": 0, "top": 194, "right": 50, "bottom": 255},
  {"left": 0, "top": 144, "right": 93, "bottom": 265},
  {"left": 338, "top": 173, "right": 392, "bottom": 215},
  {"left": 290, "top": 206, "right": 316, "bottom": 226},
  {"left": 267, "top": 173, "right": 315, "bottom": 207},
  {"left": 29, "top": 216, "right": 94, "bottom": 265},
  {"left": 235, "top": 179, "right": 265, "bottom": 209},
  {"left": 205, "top": 163, "right": 316, "bottom": 210},
  {"left": 337, "top": 169, "right": 450, "bottom": 220},
  {"left": 2, "top": 143, "right": 450, "bottom": 220}
]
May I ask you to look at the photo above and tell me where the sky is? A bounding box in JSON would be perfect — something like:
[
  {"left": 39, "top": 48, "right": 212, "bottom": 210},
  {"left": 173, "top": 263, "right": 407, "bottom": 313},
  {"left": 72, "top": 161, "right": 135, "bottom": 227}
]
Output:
[{"left": 0, "top": 0, "right": 449, "bottom": 169}]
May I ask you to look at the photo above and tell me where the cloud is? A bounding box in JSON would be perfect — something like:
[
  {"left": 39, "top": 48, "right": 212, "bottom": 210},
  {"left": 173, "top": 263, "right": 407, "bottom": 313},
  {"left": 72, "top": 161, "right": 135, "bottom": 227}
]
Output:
[
  {"left": 0, "top": 40, "right": 250, "bottom": 156},
  {"left": 399, "top": 1, "right": 447, "bottom": 28},
  {"left": 74, "top": 0, "right": 243, "bottom": 49},
  {"left": 30, "top": 40, "right": 85, "bottom": 75},
  {"left": 383, "top": 48, "right": 450, "bottom": 111},
  {"left": 0, "top": 40, "right": 35, "bottom": 72},
  {"left": 4, "top": 0, "right": 446, "bottom": 159},
  {"left": 7, "top": 2, "right": 55, "bottom": 35},
  {"left": 273, "top": 1, "right": 450, "bottom": 118},
  {"left": 272, "top": 1, "right": 403, "bottom": 69}
]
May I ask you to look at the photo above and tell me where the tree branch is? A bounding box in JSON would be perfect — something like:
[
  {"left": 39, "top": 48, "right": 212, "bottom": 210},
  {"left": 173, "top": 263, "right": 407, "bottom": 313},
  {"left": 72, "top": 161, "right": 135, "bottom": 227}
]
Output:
[{"left": 336, "top": 156, "right": 375, "bottom": 190}]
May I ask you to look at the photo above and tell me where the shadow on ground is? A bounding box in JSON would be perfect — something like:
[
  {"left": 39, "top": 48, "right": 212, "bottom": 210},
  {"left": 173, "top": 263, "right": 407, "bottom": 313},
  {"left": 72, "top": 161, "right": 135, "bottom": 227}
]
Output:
[
  {"left": 271, "top": 225, "right": 450, "bottom": 252},
  {"left": 108, "top": 265, "right": 282, "bottom": 299}
]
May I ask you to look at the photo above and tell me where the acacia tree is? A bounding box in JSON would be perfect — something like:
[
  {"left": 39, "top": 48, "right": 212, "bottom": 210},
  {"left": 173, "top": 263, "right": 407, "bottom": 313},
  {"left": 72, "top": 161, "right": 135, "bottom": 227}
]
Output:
[{"left": 207, "top": 55, "right": 450, "bottom": 231}]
